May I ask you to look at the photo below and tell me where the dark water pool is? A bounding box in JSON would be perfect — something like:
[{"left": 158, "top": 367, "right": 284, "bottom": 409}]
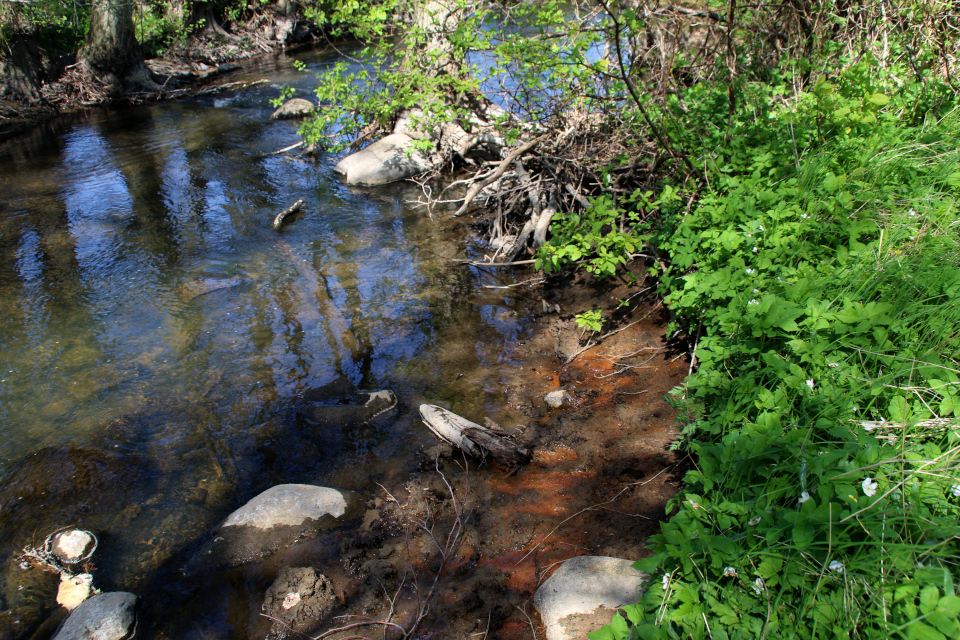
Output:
[{"left": 0, "top": 45, "right": 529, "bottom": 637}]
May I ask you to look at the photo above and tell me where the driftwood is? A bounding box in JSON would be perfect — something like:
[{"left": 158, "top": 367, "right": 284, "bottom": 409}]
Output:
[
  {"left": 273, "top": 199, "right": 304, "bottom": 230},
  {"left": 419, "top": 404, "right": 531, "bottom": 466}
]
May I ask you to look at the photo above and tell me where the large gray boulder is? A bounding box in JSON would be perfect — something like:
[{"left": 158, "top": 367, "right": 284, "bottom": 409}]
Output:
[
  {"left": 533, "top": 556, "right": 647, "bottom": 640},
  {"left": 52, "top": 592, "right": 138, "bottom": 640},
  {"left": 333, "top": 133, "right": 439, "bottom": 186},
  {"left": 182, "top": 485, "right": 357, "bottom": 576}
]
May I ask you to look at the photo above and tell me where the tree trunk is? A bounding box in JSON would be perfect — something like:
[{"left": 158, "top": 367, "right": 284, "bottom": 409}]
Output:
[{"left": 80, "top": 0, "right": 139, "bottom": 74}]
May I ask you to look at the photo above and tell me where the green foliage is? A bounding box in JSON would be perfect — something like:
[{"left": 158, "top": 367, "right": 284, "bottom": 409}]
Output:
[
  {"left": 595, "top": 52, "right": 960, "bottom": 640},
  {"left": 575, "top": 309, "right": 603, "bottom": 333},
  {"left": 536, "top": 193, "right": 662, "bottom": 278}
]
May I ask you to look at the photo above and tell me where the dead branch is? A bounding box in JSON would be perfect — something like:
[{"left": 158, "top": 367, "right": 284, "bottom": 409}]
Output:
[{"left": 453, "top": 136, "right": 545, "bottom": 217}]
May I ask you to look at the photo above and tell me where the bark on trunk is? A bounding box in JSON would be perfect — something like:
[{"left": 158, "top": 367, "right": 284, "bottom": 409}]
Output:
[{"left": 80, "top": 0, "right": 140, "bottom": 75}]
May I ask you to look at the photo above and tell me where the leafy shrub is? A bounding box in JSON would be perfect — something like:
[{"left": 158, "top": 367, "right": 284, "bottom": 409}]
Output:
[{"left": 592, "top": 59, "right": 960, "bottom": 640}]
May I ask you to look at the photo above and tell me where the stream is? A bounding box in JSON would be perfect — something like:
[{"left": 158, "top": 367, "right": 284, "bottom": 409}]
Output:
[{"left": 0, "top": 44, "right": 532, "bottom": 638}]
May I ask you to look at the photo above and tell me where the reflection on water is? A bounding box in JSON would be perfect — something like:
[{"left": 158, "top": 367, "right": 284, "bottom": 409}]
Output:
[{"left": 0, "top": 45, "right": 529, "bottom": 633}]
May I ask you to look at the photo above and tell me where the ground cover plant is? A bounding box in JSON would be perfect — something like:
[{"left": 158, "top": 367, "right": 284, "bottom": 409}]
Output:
[{"left": 587, "top": 44, "right": 960, "bottom": 640}]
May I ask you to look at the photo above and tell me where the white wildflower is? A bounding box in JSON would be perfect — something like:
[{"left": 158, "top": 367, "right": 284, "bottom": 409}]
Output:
[
  {"left": 759, "top": 224, "right": 765, "bottom": 231},
  {"left": 746, "top": 268, "right": 755, "bottom": 274},
  {"left": 805, "top": 379, "right": 814, "bottom": 391},
  {"left": 908, "top": 209, "right": 917, "bottom": 216},
  {"left": 748, "top": 516, "right": 762, "bottom": 526},
  {"left": 661, "top": 574, "right": 670, "bottom": 590},
  {"left": 862, "top": 477, "right": 878, "bottom": 497},
  {"left": 829, "top": 560, "right": 844, "bottom": 573},
  {"left": 688, "top": 500, "right": 700, "bottom": 510},
  {"left": 723, "top": 567, "right": 737, "bottom": 577},
  {"left": 746, "top": 233, "right": 752, "bottom": 238},
  {"left": 753, "top": 246, "right": 759, "bottom": 253},
  {"left": 951, "top": 484, "right": 960, "bottom": 498},
  {"left": 749, "top": 299, "right": 759, "bottom": 306},
  {"left": 752, "top": 577, "right": 764, "bottom": 594},
  {"left": 753, "top": 289, "right": 759, "bottom": 294},
  {"left": 798, "top": 491, "right": 811, "bottom": 504},
  {"left": 828, "top": 362, "right": 838, "bottom": 368},
  {"left": 801, "top": 213, "right": 809, "bottom": 219}
]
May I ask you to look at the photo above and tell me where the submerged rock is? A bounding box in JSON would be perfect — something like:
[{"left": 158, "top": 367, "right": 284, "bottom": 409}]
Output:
[
  {"left": 533, "top": 556, "right": 648, "bottom": 640},
  {"left": 177, "top": 275, "right": 244, "bottom": 303},
  {"left": 182, "top": 485, "right": 358, "bottom": 576},
  {"left": 333, "top": 133, "right": 439, "bottom": 186},
  {"left": 52, "top": 592, "right": 138, "bottom": 640},
  {"left": 261, "top": 566, "right": 337, "bottom": 639},
  {"left": 270, "top": 98, "right": 315, "bottom": 120},
  {"left": 297, "top": 378, "right": 397, "bottom": 427}
]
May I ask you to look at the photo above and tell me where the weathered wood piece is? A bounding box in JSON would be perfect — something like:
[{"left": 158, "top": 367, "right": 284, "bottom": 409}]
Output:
[
  {"left": 273, "top": 199, "right": 304, "bottom": 230},
  {"left": 419, "top": 404, "right": 531, "bottom": 466}
]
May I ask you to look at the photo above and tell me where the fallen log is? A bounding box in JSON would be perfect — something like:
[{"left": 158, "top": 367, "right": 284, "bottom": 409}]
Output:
[
  {"left": 419, "top": 404, "right": 531, "bottom": 466},
  {"left": 273, "top": 199, "right": 304, "bottom": 230}
]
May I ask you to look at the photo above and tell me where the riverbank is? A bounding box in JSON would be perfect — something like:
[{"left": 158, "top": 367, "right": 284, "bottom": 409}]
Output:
[
  {"left": 259, "top": 262, "right": 690, "bottom": 639},
  {"left": 0, "top": 8, "right": 321, "bottom": 143}
]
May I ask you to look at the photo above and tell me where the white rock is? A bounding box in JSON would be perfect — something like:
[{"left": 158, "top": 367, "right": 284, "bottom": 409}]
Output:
[
  {"left": 544, "top": 390, "right": 574, "bottom": 410},
  {"left": 534, "top": 556, "right": 648, "bottom": 640},
  {"left": 334, "top": 133, "right": 439, "bottom": 186},
  {"left": 54, "top": 530, "right": 96, "bottom": 563},
  {"left": 57, "top": 573, "right": 94, "bottom": 611},
  {"left": 222, "top": 484, "right": 347, "bottom": 530},
  {"left": 270, "top": 98, "right": 315, "bottom": 120}
]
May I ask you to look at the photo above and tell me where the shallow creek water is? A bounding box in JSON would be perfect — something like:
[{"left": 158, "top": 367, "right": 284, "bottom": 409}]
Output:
[{"left": 0, "top": 46, "right": 533, "bottom": 634}]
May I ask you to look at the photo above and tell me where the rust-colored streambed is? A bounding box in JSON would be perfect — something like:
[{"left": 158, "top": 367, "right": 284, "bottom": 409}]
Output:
[{"left": 0, "top": 46, "right": 684, "bottom": 640}]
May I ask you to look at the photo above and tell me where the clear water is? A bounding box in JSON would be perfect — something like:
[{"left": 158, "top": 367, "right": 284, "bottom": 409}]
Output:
[{"left": 0, "top": 45, "right": 529, "bottom": 626}]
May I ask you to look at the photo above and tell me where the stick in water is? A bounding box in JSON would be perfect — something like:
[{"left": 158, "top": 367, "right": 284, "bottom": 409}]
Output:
[{"left": 273, "top": 199, "right": 304, "bottom": 230}]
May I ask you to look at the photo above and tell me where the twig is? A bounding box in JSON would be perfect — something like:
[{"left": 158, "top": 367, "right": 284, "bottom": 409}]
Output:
[
  {"left": 264, "top": 141, "right": 304, "bottom": 156},
  {"left": 452, "top": 258, "right": 537, "bottom": 267}
]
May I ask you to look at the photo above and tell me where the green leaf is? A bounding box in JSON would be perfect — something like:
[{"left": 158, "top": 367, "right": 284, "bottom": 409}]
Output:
[
  {"left": 921, "top": 585, "right": 941, "bottom": 614},
  {"left": 868, "top": 93, "right": 890, "bottom": 105},
  {"left": 937, "top": 595, "right": 960, "bottom": 617}
]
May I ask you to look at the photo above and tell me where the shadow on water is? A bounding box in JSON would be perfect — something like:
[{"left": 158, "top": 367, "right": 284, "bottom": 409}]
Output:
[{"left": 0, "top": 44, "right": 534, "bottom": 640}]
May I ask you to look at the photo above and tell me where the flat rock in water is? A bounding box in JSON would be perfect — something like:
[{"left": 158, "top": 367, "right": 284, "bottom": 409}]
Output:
[
  {"left": 534, "top": 556, "right": 647, "bottom": 640},
  {"left": 52, "top": 592, "right": 138, "bottom": 640},
  {"left": 261, "top": 566, "right": 337, "bottom": 639},
  {"left": 297, "top": 378, "right": 397, "bottom": 427},
  {"left": 270, "top": 98, "right": 315, "bottom": 120},
  {"left": 177, "top": 275, "right": 243, "bottom": 303},
  {"left": 182, "top": 485, "right": 357, "bottom": 575},
  {"left": 334, "top": 133, "right": 439, "bottom": 186}
]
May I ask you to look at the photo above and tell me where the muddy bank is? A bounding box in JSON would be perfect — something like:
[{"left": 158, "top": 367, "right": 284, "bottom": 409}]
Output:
[{"left": 309, "top": 264, "right": 689, "bottom": 639}]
